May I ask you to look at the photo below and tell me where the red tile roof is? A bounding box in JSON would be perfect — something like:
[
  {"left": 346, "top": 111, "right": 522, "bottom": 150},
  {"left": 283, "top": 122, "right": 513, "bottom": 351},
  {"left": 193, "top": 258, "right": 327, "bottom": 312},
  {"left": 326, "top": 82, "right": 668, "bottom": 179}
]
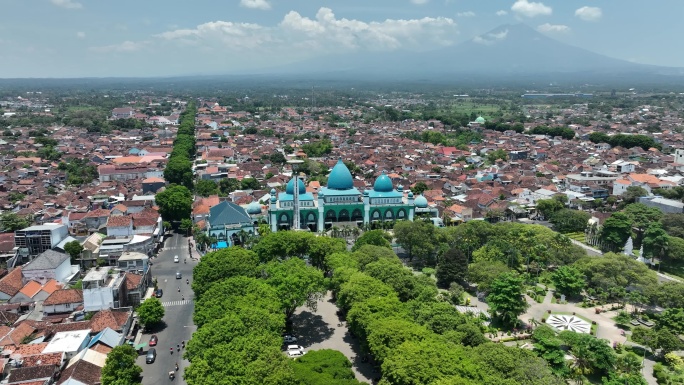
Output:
[
  {"left": 0, "top": 269, "right": 23, "bottom": 297},
  {"left": 43, "top": 289, "right": 83, "bottom": 306}
]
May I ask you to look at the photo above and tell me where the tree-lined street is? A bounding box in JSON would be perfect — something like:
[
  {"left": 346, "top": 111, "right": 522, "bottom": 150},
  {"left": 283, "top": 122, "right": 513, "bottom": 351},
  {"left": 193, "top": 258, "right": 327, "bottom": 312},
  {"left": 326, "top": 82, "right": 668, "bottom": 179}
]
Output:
[{"left": 137, "top": 233, "right": 197, "bottom": 384}]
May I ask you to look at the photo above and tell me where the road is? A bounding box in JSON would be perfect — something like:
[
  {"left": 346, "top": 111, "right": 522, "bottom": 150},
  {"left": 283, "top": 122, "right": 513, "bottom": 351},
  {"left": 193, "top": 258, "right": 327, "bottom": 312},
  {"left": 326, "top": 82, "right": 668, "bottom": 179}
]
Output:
[{"left": 137, "top": 233, "right": 197, "bottom": 384}]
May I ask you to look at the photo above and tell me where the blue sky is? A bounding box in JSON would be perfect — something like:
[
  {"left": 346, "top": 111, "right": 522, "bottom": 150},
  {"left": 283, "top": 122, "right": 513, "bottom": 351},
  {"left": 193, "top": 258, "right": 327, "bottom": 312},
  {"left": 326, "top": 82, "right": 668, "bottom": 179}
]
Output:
[{"left": 0, "top": 0, "right": 682, "bottom": 77}]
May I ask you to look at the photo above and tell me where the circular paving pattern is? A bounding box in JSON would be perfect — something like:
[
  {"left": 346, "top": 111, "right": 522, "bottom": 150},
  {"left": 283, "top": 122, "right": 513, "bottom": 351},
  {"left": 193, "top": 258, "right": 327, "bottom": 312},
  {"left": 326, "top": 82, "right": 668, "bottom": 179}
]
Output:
[{"left": 545, "top": 314, "right": 591, "bottom": 334}]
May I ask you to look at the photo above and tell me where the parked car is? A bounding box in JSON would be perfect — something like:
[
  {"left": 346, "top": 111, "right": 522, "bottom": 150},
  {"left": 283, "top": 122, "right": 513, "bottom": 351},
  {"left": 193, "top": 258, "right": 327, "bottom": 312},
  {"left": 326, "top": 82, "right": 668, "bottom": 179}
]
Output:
[
  {"left": 149, "top": 335, "right": 158, "bottom": 347},
  {"left": 283, "top": 335, "right": 298, "bottom": 344},
  {"left": 155, "top": 289, "right": 163, "bottom": 298},
  {"left": 146, "top": 348, "right": 157, "bottom": 364},
  {"left": 287, "top": 350, "right": 305, "bottom": 358},
  {"left": 287, "top": 345, "right": 305, "bottom": 353},
  {"left": 174, "top": 255, "right": 179, "bottom": 263},
  {"left": 176, "top": 272, "right": 182, "bottom": 279}
]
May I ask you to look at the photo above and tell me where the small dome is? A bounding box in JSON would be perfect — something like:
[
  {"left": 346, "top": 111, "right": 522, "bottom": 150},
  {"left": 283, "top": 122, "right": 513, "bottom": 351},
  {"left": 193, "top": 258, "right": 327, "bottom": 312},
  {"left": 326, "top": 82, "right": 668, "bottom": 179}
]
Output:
[
  {"left": 270, "top": 195, "right": 277, "bottom": 203},
  {"left": 247, "top": 201, "right": 262, "bottom": 214},
  {"left": 286, "top": 178, "right": 306, "bottom": 195},
  {"left": 270, "top": 188, "right": 276, "bottom": 195},
  {"left": 363, "top": 190, "right": 370, "bottom": 196},
  {"left": 415, "top": 194, "right": 428, "bottom": 208},
  {"left": 327, "top": 159, "right": 354, "bottom": 190},
  {"left": 373, "top": 171, "right": 394, "bottom": 192},
  {"left": 408, "top": 191, "right": 414, "bottom": 198},
  {"left": 475, "top": 116, "right": 486, "bottom": 124}
]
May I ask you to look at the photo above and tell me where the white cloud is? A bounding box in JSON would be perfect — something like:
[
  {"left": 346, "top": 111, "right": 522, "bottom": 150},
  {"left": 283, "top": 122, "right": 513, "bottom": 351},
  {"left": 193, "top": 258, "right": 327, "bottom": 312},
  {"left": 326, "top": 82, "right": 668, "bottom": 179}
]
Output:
[
  {"left": 155, "top": 7, "right": 457, "bottom": 53},
  {"left": 473, "top": 29, "right": 508, "bottom": 45},
  {"left": 240, "top": 0, "right": 271, "bottom": 11},
  {"left": 575, "top": 6, "right": 602, "bottom": 22},
  {"left": 90, "top": 40, "right": 148, "bottom": 53},
  {"left": 511, "top": 0, "right": 551, "bottom": 18},
  {"left": 496, "top": 10, "right": 508, "bottom": 16},
  {"left": 50, "top": 0, "right": 82, "bottom": 9},
  {"left": 76, "top": 31, "right": 85, "bottom": 39},
  {"left": 411, "top": 0, "right": 429, "bottom": 4},
  {"left": 456, "top": 11, "right": 475, "bottom": 18},
  {"left": 537, "top": 23, "right": 570, "bottom": 33}
]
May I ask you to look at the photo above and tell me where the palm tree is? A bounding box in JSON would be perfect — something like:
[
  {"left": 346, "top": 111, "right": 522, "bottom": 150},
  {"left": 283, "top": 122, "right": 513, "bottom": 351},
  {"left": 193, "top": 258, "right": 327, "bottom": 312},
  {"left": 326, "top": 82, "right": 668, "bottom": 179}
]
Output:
[
  {"left": 351, "top": 227, "right": 360, "bottom": 241},
  {"left": 331, "top": 226, "right": 340, "bottom": 238}
]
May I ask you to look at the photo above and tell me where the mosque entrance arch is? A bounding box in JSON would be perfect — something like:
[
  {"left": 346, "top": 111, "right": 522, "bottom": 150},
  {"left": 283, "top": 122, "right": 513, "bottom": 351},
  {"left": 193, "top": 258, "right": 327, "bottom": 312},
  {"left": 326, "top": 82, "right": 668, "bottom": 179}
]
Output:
[
  {"left": 338, "top": 209, "right": 350, "bottom": 222},
  {"left": 351, "top": 209, "right": 363, "bottom": 222},
  {"left": 384, "top": 210, "right": 394, "bottom": 221},
  {"left": 325, "top": 210, "right": 337, "bottom": 223},
  {"left": 397, "top": 209, "right": 406, "bottom": 220}
]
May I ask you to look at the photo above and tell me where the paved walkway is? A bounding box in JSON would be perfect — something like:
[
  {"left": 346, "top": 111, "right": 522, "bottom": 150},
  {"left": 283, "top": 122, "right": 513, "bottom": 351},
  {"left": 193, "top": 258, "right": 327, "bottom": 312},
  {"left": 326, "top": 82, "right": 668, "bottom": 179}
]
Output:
[{"left": 292, "top": 292, "right": 376, "bottom": 384}]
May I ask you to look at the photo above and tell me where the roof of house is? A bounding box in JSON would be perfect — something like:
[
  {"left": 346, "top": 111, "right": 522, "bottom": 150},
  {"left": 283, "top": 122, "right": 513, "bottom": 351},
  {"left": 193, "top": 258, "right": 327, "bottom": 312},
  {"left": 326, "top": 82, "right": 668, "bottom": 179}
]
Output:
[
  {"left": 57, "top": 359, "right": 102, "bottom": 385},
  {"left": 7, "top": 364, "right": 56, "bottom": 383},
  {"left": 87, "top": 328, "right": 122, "bottom": 349},
  {"left": 22, "top": 250, "right": 69, "bottom": 271},
  {"left": 208, "top": 201, "right": 252, "bottom": 227},
  {"left": 106, "top": 215, "right": 132, "bottom": 227},
  {"left": 43, "top": 289, "right": 83, "bottom": 306},
  {"left": 21, "top": 352, "right": 63, "bottom": 368},
  {"left": 40, "top": 280, "right": 61, "bottom": 295},
  {"left": 0, "top": 322, "right": 36, "bottom": 348},
  {"left": 18, "top": 281, "right": 42, "bottom": 299},
  {"left": 0, "top": 269, "right": 24, "bottom": 297},
  {"left": 89, "top": 308, "right": 130, "bottom": 334}
]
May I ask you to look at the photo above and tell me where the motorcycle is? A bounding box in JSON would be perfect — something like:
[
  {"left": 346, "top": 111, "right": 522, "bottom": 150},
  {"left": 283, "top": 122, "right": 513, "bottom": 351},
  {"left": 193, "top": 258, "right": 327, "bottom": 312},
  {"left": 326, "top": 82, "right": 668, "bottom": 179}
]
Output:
[{"left": 169, "top": 371, "right": 175, "bottom": 380}]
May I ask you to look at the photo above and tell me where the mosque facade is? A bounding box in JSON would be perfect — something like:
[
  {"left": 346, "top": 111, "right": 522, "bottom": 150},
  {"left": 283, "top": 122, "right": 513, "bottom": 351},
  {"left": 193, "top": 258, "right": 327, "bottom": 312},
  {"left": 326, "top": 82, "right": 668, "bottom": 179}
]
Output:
[{"left": 268, "top": 159, "right": 439, "bottom": 232}]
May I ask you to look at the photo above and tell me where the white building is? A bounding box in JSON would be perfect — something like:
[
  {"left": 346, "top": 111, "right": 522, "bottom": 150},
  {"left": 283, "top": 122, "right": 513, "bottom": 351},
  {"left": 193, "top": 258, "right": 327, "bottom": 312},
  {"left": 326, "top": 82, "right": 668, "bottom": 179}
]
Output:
[
  {"left": 82, "top": 268, "right": 126, "bottom": 312},
  {"left": 42, "top": 329, "right": 91, "bottom": 360},
  {"left": 14, "top": 224, "right": 68, "bottom": 256},
  {"left": 21, "top": 249, "right": 73, "bottom": 285}
]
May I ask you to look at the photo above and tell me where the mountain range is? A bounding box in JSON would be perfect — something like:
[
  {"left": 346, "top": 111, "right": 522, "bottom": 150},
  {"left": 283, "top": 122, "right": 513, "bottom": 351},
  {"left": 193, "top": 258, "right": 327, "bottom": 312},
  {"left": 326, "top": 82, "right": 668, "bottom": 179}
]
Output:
[{"left": 270, "top": 23, "right": 684, "bottom": 82}]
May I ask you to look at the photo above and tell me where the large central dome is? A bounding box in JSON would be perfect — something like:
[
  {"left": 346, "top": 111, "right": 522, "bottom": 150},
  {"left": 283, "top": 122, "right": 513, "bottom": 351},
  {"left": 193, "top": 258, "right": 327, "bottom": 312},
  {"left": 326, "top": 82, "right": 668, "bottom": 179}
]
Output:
[
  {"left": 327, "top": 159, "right": 354, "bottom": 190},
  {"left": 286, "top": 178, "right": 306, "bottom": 194},
  {"left": 373, "top": 171, "right": 394, "bottom": 192}
]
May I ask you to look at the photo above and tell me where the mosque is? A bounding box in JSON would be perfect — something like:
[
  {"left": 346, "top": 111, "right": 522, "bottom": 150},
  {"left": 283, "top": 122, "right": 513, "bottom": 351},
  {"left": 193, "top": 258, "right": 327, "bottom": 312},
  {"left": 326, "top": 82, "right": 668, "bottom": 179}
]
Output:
[{"left": 268, "top": 159, "right": 440, "bottom": 232}]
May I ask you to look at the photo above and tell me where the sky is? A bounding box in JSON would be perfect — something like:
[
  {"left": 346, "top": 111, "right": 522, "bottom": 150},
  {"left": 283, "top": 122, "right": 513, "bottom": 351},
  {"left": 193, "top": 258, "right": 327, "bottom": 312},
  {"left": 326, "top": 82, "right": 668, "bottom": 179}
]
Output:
[{"left": 1, "top": 0, "right": 682, "bottom": 78}]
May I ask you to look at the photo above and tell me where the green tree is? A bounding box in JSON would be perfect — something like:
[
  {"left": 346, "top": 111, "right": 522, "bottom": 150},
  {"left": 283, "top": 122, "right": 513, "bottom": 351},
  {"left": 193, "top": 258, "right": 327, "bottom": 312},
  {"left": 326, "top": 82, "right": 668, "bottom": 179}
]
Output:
[
  {"left": 63, "top": 240, "right": 83, "bottom": 263},
  {"left": 307, "top": 236, "right": 346, "bottom": 269},
  {"left": 366, "top": 317, "right": 432, "bottom": 364},
  {"left": 155, "top": 184, "right": 192, "bottom": 223},
  {"left": 195, "top": 179, "right": 219, "bottom": 197},
  {"left": 136, "top": 297, "right": 165, "bottom": 329},
  {"left": 351, "top": 230, "right": 391, "bottom": 251},
  {"left": 642, "top": 223, "right": 669, "bottom": 259},
  {"left": 655, "top": 308, "right": 684, "bottom": 334},
  {"left": 467, "top": 260, "right": 511, "bottom": 292},
  {"left": 394, "top": 220, "right": 437, "bottom": 263},
  {"left": 535, "top": 199, "right": 565, "bottom": 219},
  {"left": 486, "top": 149, "right": 508, "bottom": 163},
  {"left": 625, "top": 203, "right": 663, "bottom": 245},
  {"left": 0, "top": 212, "right": 31, "bottom": 231},
  {"left": 549, "top": 209, "right": 590, "bottom": 233},
  {"left": 662, "top": 213, "right": 684, "bottom": 238},
  {"left": 218, "top": 178, "right": 241, "bottom": 195},
  {"left": 436, "top": 247, "right": 469, "bottom": 288},
  {"left": 101, "top": 345, "right": 142, "bottom": 385},
  {"left": 252, "top": 230, "right": 315, "bottom": 263},
  {"left": 486, "top": 272, "right": 528, "bottom": 326},
  {"left": 600, "top": 212, "right": 633, "bottom": 251},
  {"left": 179, "top": 218, "right": 193, "bottom": 234},
  {"left": 291, "top": 349, "right": 363, "bottom": 385},
  {"left": 615, "top": 352, "right": 643, "bottom": 376},
  {"left": 337, "top": 272, "right": 395, "bottom": 312},
  {"left": 163, "top": 156, "right": 194, "bottom": 190},
  {"left": 411, "top": 181, "right": 429, "bottom": 195},
  {"left": 262, "top": 258, "right": 326, "bottom": 319},
  {"left": 551, "top": 266, "right": 586, "bottom": 297},
  {"left": 574, "top": 253, "right": 657, "bottom": 296},
  {"left": 622, "top": 186, "right": 649, "bottom": 204},
  {"left": 192, "top": 247, "right": 260, "bottom": 298},
  {"left": 240, "top": 177, "right": 261, "bottom": 190}
]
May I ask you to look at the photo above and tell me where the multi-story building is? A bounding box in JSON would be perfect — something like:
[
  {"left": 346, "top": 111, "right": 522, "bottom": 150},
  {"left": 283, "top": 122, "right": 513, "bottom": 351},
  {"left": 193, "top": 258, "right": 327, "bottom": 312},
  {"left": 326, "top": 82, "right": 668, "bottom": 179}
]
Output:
[{"left": 14, "top": 224, "right": 68, "bottom": 256}]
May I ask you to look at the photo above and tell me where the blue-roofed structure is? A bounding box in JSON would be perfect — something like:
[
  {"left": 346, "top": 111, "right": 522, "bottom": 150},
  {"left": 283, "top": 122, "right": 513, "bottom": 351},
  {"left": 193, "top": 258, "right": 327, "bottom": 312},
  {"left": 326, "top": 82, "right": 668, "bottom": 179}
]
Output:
[
  {"left": 88, "top": 327, "right": 124, "bottom": 349},
  {"left": 206, "top": 201, "right": 255, "bottom": 247},
  {"left": 269, "top": 161, "right": 440, "bottom": 231}
]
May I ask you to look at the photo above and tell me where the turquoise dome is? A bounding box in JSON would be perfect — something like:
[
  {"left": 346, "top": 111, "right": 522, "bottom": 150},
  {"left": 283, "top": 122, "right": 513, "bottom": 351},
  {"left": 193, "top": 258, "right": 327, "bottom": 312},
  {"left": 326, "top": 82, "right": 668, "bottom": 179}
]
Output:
[
  {"left": 373, "top": 171, "right": 394, "bottom": 192},
  {"left": 475, "top": 116, "right": 486, "bottom": 124},
  {"left": 247, "top": 201, "right": 262, "bottom": 214},
  {"left": 327, "top": 159, "right": 354, "bottom": 190},
  {"left": 415, "top": 194, "right": 428, "bottom": 208},
  {"left": 286, "top": 178, "right": 306, "bottom": 195}
]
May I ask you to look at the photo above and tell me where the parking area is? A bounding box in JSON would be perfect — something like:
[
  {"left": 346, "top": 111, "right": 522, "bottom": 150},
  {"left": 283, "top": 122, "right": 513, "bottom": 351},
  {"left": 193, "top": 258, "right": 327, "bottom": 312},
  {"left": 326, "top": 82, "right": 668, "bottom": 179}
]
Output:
[{"left": 291, "top": 292, "right": 377, "bottom": 384}]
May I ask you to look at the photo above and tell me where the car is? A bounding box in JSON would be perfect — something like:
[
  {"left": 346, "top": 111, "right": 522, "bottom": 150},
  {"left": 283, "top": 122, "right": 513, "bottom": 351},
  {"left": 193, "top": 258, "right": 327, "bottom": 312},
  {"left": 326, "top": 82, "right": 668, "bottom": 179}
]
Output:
[
  {"left": 176, "top": 272, "right": 182, "bottom": 279},
  {"left": 287, "top": 345, "right": 304, "bottom": 353},
  {"left": 174, "top": 255, "right": 179, "bottom": 263},
  {"left": 155, "top": 289, "right": 163, "bottom": 298},
  {"left": 287, "top": 350, "right": 306, "bottom": 358},
  {"left": 283, "top": 335, "right": 298, "bottom": 344},
  {"left": 148, "top": 335, "right": 158, "bottom": 347},
  {"left": 145, "top": 348, "right": 157, "bottom": 364}
]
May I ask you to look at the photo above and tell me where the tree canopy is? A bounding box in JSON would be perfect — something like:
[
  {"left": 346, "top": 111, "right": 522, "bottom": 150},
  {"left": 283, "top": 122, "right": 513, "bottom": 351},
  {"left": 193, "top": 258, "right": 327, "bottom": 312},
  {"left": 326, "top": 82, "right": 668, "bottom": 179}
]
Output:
[
  {"left": 155, "top": 184, "right": 193, "bottom": 223},
  {"left": 136, "top": 297, "right": 165, "bottom": 329}
]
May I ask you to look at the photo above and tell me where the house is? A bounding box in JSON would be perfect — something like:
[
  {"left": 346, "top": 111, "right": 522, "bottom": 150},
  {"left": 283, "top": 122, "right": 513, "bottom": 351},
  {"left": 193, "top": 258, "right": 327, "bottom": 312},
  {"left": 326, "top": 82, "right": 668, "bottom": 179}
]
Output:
[
  {"left": 89, "top": 308, "right": 133, "bottom": 335},
  {"left": 106, "top": 215, "right": 133, "bottom": 237},
  {"left": 82, "top": 209, "right": 110, "bottom": 233},
  {"left": 10, "top": 280, "right": 53, "bottom": 304},
  {"left": 111, "top": 107, "right": 134, "bottom": 119},
  {"left": 0, "top": 269, "right": 24, "bottom": 301},
  {"left": 43, "top": 289, "right": 83, "bottom": 315},
  {"left": 21, "top": 249, "right": 72, "bottom": 285},
  {"left": 142, "top": 177, "right": 166, "bottom": 194},
  {"left": 57, "top": 359, "right": 102, "bottom": 385},
  {"left": 14, "top": 224, "right": 68, "bottom": 257},
  {"left": 7, "top": 364, "right": 59, "bottom": 385},
  {"left": 86, "top": 327, "right": 124, "bottom": 354},
  {"left": 82, "top": 268, "right": 126, "bottom": 312},
  {"left": 42, "top": 329, "right": 91, "bottom": 360},
  {"left": 638, "top": 196, "right": 684, "bottom": 214}
]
